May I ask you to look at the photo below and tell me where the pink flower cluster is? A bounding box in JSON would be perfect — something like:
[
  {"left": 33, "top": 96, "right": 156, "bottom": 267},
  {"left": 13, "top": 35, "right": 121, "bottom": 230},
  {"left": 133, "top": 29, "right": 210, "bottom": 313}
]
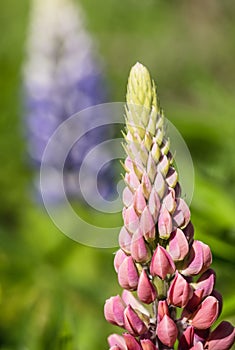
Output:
[{"left": 104, "top": 63, "right": 234, "bottom": 350}]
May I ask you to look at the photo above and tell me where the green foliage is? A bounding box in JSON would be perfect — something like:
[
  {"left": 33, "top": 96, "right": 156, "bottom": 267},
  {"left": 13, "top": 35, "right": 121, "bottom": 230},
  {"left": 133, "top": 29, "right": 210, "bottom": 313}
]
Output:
[{"left": 0, "top": 0, "right": 235, "bottom": 348}]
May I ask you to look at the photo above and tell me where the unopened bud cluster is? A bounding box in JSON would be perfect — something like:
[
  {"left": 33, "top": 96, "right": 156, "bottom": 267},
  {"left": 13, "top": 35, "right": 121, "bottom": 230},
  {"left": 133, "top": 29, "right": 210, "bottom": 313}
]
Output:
[{"left": 104, "top": 63, "right": 235, "bottom": 349}]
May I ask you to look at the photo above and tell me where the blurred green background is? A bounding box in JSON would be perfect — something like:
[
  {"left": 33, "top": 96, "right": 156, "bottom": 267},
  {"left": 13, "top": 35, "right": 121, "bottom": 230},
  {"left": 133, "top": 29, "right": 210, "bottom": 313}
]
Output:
[{"left": 0, "top": 0, "right": 235, "bottom": 349}]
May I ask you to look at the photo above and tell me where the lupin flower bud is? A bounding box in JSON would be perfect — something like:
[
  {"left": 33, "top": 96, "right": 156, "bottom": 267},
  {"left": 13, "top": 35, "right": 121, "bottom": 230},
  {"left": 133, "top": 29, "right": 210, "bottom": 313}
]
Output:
[
  {"left": 118, "top": 256, "right": 139, "bottom": 290},
  {"left": 122, "top": 290, "right": 150, "bottom": 321},
  {"left": 157, "top": 300, "right": 170, "bottom": 322},
  {"left": 148, "top": 189, "right": 161, "bottom": 220},
  {"left": 114, "top": 249, "right": 127, "bottom": 273},
  {"left": 134, "top": 185, "right": 147, "bottom": 214},
  {"left": 162, "top": 188, "right": 176, "bottom": 213},
  {"left": 104, "top": 62, "right": 234, "bottom": 350},
  {"left": 188, "top": 296, "right": 219, "bottom": 329},
  {"left": 108, "top": 334, "right": 127, "bottom": 350},
  {"left": 123, "top": 186, "right": 134, "bottom": 208},
  {"left": 181, "top": 240, "right": 212, "bottom": 276},
  {"left": 168, "top": 228, "right": 189, "bottom": 261},
  {"left": 154, "top": 172, "right": 166, "bottom": 200},
  {"left": 123, "top": 206, "right": 139, "bottom": 234},
  {"left": 184, "top": 288, "right": 204, "bottom": 314},
  {"left": 124, "top": 305, "right": 148, "bottom": 336},
  {"left": 140, "top": 206, "right": 156, "bottom": 241},
  {"left": 137, "top": 269, "right": 157, "bottom": 304},
  {"left": 119, "top": 227, "right": 132, "bottom": 254},
  {"left": 156, "top": 314, "right": 178, "bottom": 347},
  {"left": 172, "top": 198, "right": 191, "bottom": 229},
  {"left": 158, "top": 206, "right": 172, "bottom": 239},
  {"left": 150, "top": 245, "right": 175, "bottom": 279},
  {"left": 125, "top": 172, "right": 140, "bottom": 192},
  {"left": 167, "top": 271, "right": 193, "bottom": 308},
  {"left": 131, "top": 229, "right": 151, "bottom": 263},
  {"left": 104, "top": 295, "right": 125, "bottom": 327},
  {"left": 179, "top": 326, "right": 194, "bottom": 350},
  {"left": 123, "top": 333, "right": 142, "bottom": 350},
  {"left": 193, "top": 269, "right": 216, "bottom": 298}
]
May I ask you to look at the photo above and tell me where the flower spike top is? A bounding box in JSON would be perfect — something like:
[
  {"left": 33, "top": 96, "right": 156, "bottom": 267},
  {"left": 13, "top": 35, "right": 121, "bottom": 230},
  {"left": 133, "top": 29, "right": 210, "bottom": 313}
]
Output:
[{"left": 104, "top": 63, "right": 235, "bottom": 350}]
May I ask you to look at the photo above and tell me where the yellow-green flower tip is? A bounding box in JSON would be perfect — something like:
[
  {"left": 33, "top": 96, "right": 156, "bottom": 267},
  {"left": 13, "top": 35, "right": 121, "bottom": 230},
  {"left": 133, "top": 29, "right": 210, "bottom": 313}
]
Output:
[
  {"left": 126, "top": 62, "right": 157, "bottom": 111},
  {"left": 125, "top": 62, "right": 161, "bottom": 138}
]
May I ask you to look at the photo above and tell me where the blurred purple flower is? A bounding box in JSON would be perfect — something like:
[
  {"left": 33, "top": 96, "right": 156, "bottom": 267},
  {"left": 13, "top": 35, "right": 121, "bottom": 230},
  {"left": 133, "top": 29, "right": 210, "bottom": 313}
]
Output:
[{"left": 23, "top": 0, "right": 115, "bottom": 202}]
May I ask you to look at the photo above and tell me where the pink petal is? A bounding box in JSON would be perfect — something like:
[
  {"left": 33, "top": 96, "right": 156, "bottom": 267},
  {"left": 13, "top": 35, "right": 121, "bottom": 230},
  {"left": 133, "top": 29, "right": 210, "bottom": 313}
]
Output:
[
  {"left": 181, "top": 240, "right": 212, "bottom": 276},
  {"left": 123, "top": 333, "right": 142, "bottom": 350},
  {"left": 166, "top": 167, "right": 178, "bottom": 188},
  {"left": 167, "top": 271, "right": 193, "bottom": 308},
  {"left": 150, "top": 245, "right": 175, "bottom": 280},
  {"left": 140, "top": 206, "right": 156, "bottom": 241},
  {"left": 157, "top": 314, "right": 178, "bottom": 347},
  {"left": 157, "top": 300, "right": 170, "bottom": 322},
  {"left": 201, "top": 241, "right": 213, "bottom": 274},
  {"left": 108, "top": 334, "right": 127, "bottom": 350},
  {"left": 154, "top": 172, "right": 166, "bottom": 199},
  {"left": 137, "top": 269, "right": 157, "bottom": 304},
  {"left": 118, "top": 256, "right": 139, "bottom": 290},
  {"left": 194, "top": 269, "right": 216, "bottom": 298},
  {"left": 206, "top": 321, "right": 235, "bottom": 350},
  {"left": 124, "top": 305, "right": 147, "bottom": 336},
  {"left": 162, "top": 188, "right": 176, "bottom": 213},
  {"left": 178, "top": 326, "right": 194, "bottom": 350},
  {"left": 119, "top": 227, "right": 132, "bottom": 254},
  {"left": 184, "top": 288, "right": 204, "bottom": 314},
  {"left": 140, "top": 339, "right": 158, "bottom": 350},
  {"left": 158, "top": 206, "right": 172, "bottom": 239},
  {"left": 114, "top": 249, "right": 128, "bottom": 273},
  {"left": 125, "top": 171, "right": 140, "bottom": 191},
  {"left": 181, "top": 240, "right": 203, "bottom": 276},
  {"left": 130, "top": 229, "right": 151, "bottom": 263},
  {"left": 133, "top": 185, "right": 146, "bottom": 214},
  {"left": 190, "top": 296, "right": 219, "bottom": 329},
  {"left": 123, "top": 206, "right": 139, "bottom": 234},
  {"left": 124, "top": 157, "right": 134, "bottom": 172},
  {"left": 122, "top": 290, "right": 150, "bottom": 317},
  {"left": 169, "top": 228, "right": 189, "bottom": 261},
  {"left": 104, "top": 295, "right": 125, "bottom": 327},
  {"left": 123, "top": 186, "right": 134, "bottom": 207},
  {"left": 173, "top": 198, "right": 191, "bottom": 229}
]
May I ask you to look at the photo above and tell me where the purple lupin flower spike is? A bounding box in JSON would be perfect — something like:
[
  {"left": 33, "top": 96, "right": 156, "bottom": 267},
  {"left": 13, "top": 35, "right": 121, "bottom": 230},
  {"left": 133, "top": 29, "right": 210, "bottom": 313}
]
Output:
[
  {"left": 23, "top": 0, "right": 114, "bottom": 202},
  {"left": 104, "top": 62, "right": 235, "bottom": 350}
]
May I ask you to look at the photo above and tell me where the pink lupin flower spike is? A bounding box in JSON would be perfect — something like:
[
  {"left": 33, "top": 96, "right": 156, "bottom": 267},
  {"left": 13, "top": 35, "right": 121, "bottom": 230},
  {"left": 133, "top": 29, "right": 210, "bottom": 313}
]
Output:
[{"left": 104, "top": 62, "right": 234, "bottom": 349}]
